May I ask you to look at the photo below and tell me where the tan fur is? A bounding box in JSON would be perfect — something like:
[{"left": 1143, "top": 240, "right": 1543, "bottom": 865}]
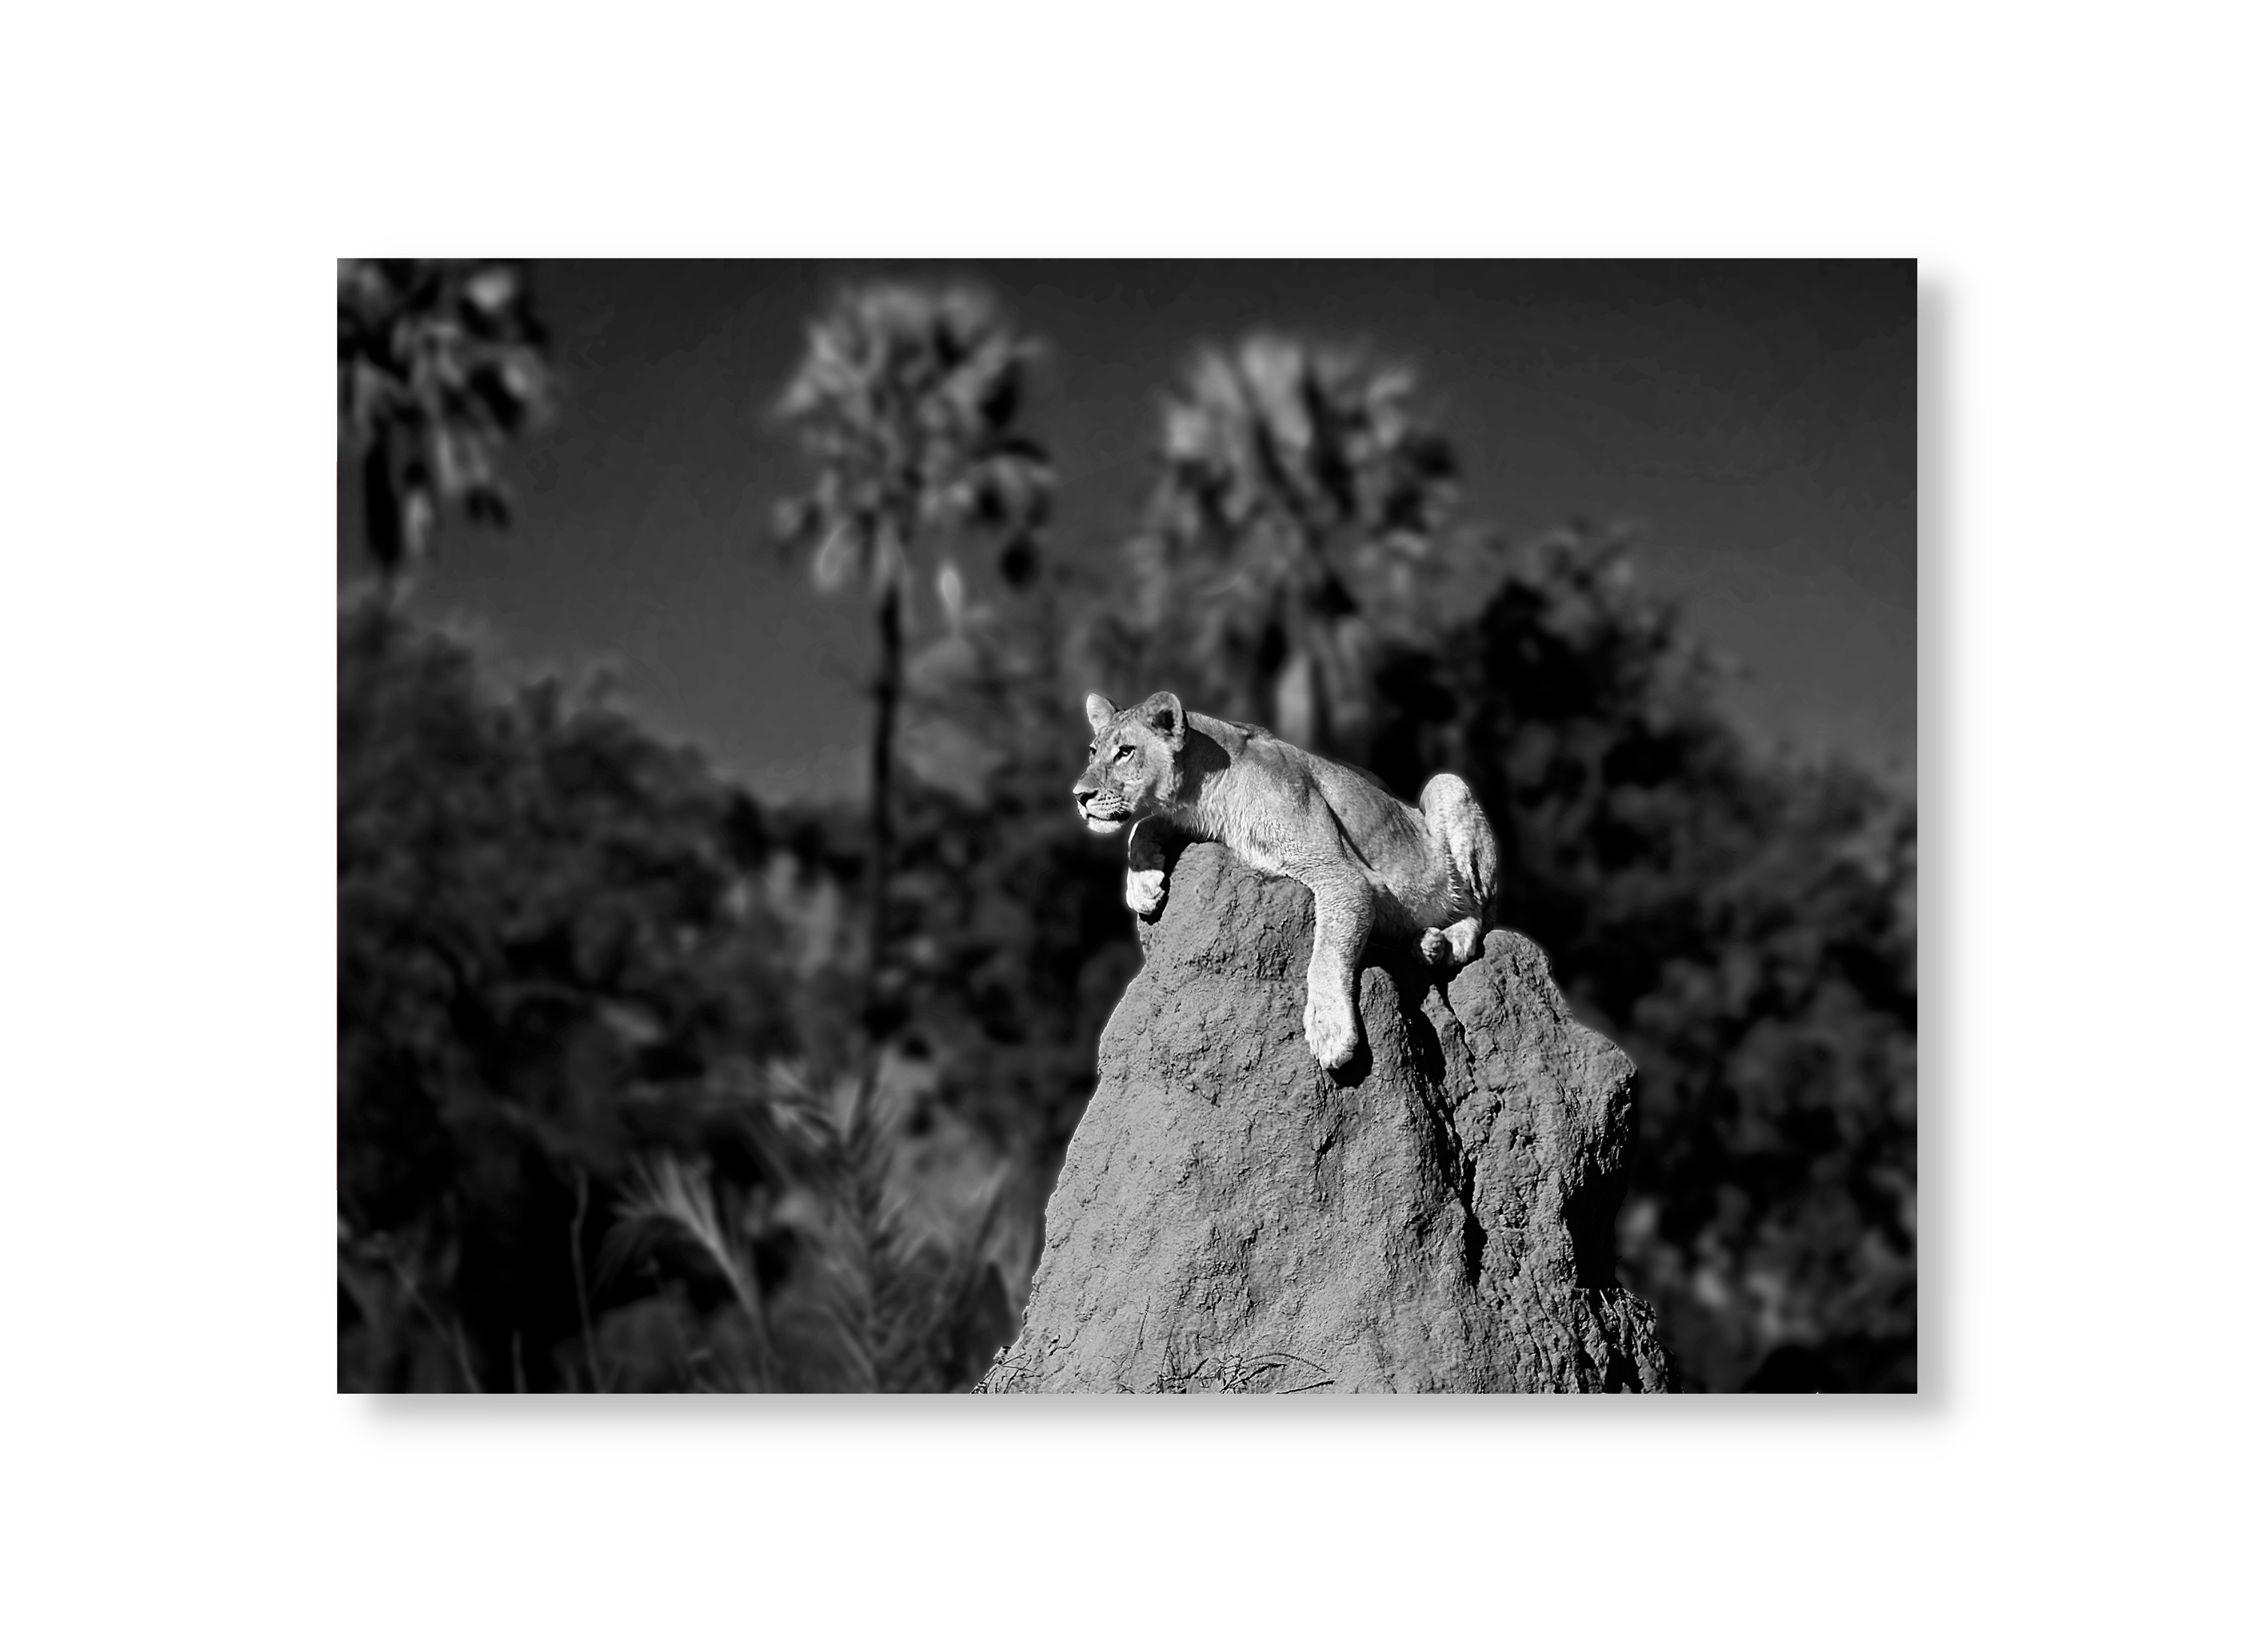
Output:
[{"left": 1075, "top": 690, "right": 1500, "bottom": 1072}]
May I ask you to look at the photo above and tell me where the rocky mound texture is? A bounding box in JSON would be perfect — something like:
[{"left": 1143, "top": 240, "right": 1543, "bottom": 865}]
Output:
[{"left": 982, "top": 843, "right": 1675, "bottom": 1394}]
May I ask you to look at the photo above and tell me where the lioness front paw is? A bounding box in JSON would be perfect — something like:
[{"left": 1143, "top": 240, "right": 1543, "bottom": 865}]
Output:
[
  {"left": 1124, "top": 867, "right": 1168, "bottom": 915},
  {"left": 1304, "top": 984, "right": 1360, "bottom": 1071}
]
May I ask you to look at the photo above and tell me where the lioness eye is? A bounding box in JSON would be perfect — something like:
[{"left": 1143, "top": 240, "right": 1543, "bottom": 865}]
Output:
[{"left": 1115, "top": 746, "right": 1135, "bottom": 761}]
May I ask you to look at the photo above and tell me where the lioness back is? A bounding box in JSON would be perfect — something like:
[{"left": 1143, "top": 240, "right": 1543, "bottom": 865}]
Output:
[{"left": 1192, "top": 715, "right": 1435, "bottom": 889}]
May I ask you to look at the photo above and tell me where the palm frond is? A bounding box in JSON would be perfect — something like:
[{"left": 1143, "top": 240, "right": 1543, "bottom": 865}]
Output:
[
  {"left": 599, "top": 1153, "right": 766, "bottom": 1334},
  {"left": 774, "top": 282, "right": 1052, "bottom": 616}
]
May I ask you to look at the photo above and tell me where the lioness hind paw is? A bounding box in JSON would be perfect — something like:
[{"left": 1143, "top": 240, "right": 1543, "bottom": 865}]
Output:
[{"left": 1420, "top": 919, "right": 1483, "bottom": 971}]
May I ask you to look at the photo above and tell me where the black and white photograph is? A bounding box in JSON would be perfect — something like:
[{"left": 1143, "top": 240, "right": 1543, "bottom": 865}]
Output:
[{"left": 335, "top": 259, "right": 1916, "bottom": 1394}]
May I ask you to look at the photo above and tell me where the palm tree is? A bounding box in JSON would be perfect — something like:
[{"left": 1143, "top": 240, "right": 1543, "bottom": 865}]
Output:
[
  {"left": 1129, "top": 334, "right": 1458, "bottom": 758},
  {"left": 336, "top": 259, "right": 554, "bottom": 598},
  {"left": 773, "top": 282, "right": 1051, "bottom": 1026}
]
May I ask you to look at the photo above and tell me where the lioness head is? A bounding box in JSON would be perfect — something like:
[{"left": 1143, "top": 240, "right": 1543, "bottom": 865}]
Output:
[{"left": 1074, "top": 691, "right": 1187, "bottom": 834}]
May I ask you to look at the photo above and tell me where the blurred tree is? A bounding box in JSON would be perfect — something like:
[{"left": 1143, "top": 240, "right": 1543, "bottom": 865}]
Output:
[
  {"left": 601, "top": 1078, "right": 1017, "bottom": 1394},
  {"left": 883, "top": 608, "right": 1148, "bottom": 1168},
  {"left": 773, "top": 284, "right": 1052, "bottom": 1029},
  {"left": 336, "top": 604, "right": 1018, "bottom": 1391},
  {"left": 336, "top": 259, "right": 554, "bottom": 595},
  {"left": 336, "top": 603, "right": 795, "bottom": 1387},
  {"left": 1119, "top": 335, "right": 1459, "bottom": 758}
]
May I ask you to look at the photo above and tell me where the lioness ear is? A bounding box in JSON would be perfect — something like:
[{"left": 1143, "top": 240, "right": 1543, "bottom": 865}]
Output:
[
  {"left": 1084, "top": 692, "right": 1117, "bottom": 732},
  {"left": 1137, "top": 690, "right": 1187, "bottom": 749}
]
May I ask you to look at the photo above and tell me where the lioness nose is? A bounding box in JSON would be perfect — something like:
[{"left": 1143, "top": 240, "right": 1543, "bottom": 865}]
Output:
[{"left": 1072, "top": 784, "right": 1096, "bottom": 806}]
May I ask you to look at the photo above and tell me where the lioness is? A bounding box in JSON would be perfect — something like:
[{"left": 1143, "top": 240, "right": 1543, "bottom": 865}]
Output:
[{"left": 1074, "top": 690, "right": 1500, "bottom": 1072}]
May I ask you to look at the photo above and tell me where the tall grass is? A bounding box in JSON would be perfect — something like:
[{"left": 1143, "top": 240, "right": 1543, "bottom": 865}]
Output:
[{"left": 596, "top": 1062, "right": 1018, "bottom": 1392}]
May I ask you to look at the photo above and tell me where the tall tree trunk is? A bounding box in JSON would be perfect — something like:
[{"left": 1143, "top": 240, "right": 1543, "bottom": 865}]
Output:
[{"left": 866, "top": 579, "right": 902, "bottom": 1036}]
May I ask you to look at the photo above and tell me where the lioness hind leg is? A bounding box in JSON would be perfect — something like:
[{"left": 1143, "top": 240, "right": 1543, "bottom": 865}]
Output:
[{"left": 1417, "top": 773, "right": 1499, "bottom": 968}]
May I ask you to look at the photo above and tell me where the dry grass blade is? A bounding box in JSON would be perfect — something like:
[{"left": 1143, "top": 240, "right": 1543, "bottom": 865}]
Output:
[
  {"left": 582, "top": 1060, "right": 1022, "bottom": 1392},
  {"left": 603, "top": 1156, "right": 773, "bottom": 1389},
  {"left": 392, "top": 1262, "right": 481, "bottom": 1393}
]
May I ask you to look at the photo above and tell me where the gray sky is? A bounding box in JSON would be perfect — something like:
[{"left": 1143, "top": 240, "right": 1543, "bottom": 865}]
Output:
[{"left": 345, "top": 260, "right": 1915, "bottom": 797}]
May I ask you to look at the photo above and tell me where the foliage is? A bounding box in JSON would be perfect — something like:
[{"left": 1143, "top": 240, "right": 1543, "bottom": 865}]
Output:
[
  {"left": 1111, "top": 336, "right": 1459, "bottom": 760},
  {"left": 336, "top": 604, "right": 1015, "bottom": 1391},
  {"left": 771, "top": 282, "right": 1054, "bottom": 1029},
  {"left": 594, "top": 1071, "right": 1018, "bottom": 1394},
  {"left": 336, "top": 291, "right": 1916, "bottom": 1394},
  {"left": 336, "top": 260, "right": 554, "bottom": 587},
  {"left": 880, "top": 571, "right": 1148, "bottom": 1161},
  {"left": 1443, "top": 529, "right": 1914, "bottom": 1389},
  {"left": 772, "top": 282, "right": 1051, "bottom": 607}
]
